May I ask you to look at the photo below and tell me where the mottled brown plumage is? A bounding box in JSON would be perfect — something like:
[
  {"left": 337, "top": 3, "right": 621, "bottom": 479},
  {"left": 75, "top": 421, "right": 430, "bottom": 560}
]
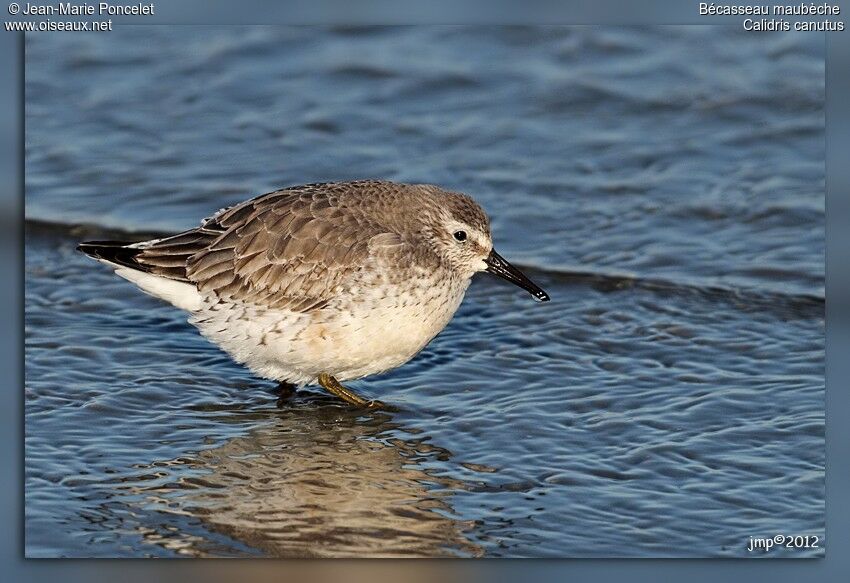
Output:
[{"left": 134, "top": 180, "right": 488, "bottom": 313}]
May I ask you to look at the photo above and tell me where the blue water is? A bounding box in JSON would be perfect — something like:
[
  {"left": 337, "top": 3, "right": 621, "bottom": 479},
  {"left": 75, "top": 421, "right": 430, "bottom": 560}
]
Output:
[{"left": 25, "top": 26, "right": 824, "bottom": 557}]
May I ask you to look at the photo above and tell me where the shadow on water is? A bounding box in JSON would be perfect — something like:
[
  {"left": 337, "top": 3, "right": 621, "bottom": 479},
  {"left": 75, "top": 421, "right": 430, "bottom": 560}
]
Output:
[{"left": 99, "top": 397, "right": 483, "bottom": 557}]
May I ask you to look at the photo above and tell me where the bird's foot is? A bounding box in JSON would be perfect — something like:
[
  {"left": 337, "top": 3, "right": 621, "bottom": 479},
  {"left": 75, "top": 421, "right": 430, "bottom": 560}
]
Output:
[{"left": 317, "top": 373, "right": 387, "bottom": 410}]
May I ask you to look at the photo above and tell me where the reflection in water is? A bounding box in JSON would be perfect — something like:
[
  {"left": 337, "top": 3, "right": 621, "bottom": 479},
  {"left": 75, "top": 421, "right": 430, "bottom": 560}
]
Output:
[{"left": 117, "top": 399, "right": 482, "bottom": 557}]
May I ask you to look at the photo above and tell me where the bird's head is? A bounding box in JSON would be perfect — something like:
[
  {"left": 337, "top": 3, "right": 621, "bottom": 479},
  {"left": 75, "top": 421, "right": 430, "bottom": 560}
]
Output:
[{"left": 423, "top": 188, "right": 550, "bottom": 302}]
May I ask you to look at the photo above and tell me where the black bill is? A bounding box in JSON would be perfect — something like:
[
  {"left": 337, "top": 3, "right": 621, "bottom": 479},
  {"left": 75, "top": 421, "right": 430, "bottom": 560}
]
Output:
[{"left": 485, "top": 249, "right": 550, "bottom": 302}]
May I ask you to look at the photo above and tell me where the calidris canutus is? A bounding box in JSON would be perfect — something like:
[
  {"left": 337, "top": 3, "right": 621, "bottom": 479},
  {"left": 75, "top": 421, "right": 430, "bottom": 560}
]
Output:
[{"left": 78, "top": 180, "right": 550, "bottom": 408}]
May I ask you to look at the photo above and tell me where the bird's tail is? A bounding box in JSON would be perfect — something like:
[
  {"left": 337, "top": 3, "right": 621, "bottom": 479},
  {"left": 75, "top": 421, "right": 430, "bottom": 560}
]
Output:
[
  {"left": 77, "top": 240, "right": 150, "bottom": 273},
  {"left": 77, "top": 238, "right": 205, "bottom": 312},
  {"left": 78, "top": 226, "right": 222, "bottom": 283}
]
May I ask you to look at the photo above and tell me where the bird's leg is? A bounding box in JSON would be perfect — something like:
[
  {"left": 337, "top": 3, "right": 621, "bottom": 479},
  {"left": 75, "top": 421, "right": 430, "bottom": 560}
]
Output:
[
  {"left": 317, "top": 373, "right": 385, "bottom": 409},
  {"left": 273, "top": 381, "right": 297, "bottom": 408}
]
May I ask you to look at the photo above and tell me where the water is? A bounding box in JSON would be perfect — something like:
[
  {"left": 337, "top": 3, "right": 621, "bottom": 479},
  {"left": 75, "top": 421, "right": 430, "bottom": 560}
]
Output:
[{"left": 25, "top": 26, "right": 824, "bottom": 557}]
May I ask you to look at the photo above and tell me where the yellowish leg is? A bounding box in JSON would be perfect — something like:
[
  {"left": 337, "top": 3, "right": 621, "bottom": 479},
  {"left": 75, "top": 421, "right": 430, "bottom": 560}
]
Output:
[{"left": 317, "top": 373, "right": 385, "bottom": 409}]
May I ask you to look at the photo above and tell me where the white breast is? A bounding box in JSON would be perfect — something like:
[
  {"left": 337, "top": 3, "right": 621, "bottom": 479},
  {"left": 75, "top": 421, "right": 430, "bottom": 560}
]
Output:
[{"left": 189, "top": 272, "right": 470, "bottom": 385}]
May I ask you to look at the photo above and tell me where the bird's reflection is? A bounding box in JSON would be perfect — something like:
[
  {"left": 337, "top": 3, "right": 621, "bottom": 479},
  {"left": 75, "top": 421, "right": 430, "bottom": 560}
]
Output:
[{"left": 120, "top": 392, "right": 483, "bottom": 558}]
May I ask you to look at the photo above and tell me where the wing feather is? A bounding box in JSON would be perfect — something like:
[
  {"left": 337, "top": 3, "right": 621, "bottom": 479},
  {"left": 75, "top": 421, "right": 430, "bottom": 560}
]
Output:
[{"left": 134, "top": 182, "right": 417, "bottom": 313}]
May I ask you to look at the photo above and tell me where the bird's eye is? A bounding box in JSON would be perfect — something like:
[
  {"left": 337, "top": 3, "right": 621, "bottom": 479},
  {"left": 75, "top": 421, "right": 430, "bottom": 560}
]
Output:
[{"left": 453, "top": 230, "right": 467, "bottom": 242}]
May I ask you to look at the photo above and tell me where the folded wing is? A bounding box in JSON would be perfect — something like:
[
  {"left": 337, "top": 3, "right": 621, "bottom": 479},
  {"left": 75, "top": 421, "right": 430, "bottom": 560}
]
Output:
[{"left": 134, "top": 184, "right": 395, "bottom": 313}]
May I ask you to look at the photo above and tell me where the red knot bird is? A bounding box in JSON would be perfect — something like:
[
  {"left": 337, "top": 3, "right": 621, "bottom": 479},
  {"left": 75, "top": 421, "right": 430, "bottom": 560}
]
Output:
[{"left": 78, "top": 180, "right": 550, "bottom": 409}]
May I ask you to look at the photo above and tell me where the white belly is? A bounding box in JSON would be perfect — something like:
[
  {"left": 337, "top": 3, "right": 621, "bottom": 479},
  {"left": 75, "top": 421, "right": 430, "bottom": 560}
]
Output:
[{"left": 189, "top": 278, "right": 469, "bottom": 385}]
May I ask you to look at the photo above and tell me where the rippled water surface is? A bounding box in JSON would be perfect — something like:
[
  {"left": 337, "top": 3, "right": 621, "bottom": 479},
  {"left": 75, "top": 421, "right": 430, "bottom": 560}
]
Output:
[{"left": 25, "top": 26, "right": 824, "bottom": 557}]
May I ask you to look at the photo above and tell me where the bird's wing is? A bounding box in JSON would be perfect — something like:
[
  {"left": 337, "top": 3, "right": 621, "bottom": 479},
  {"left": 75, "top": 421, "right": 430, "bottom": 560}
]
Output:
[{"left": 135, "top": 184, "right": 409, "bottom": 313}]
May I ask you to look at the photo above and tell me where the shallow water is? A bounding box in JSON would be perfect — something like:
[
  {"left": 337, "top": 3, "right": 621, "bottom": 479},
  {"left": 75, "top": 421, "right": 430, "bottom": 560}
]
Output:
[{"left": 25, "top": 26, "right": 824, "bottom": 557}]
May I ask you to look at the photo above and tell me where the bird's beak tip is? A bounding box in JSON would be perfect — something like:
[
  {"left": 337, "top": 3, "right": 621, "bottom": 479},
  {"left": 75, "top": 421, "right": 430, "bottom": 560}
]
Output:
[{"left": 485, "top": 249, "right": 550, "bottom": 303}]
